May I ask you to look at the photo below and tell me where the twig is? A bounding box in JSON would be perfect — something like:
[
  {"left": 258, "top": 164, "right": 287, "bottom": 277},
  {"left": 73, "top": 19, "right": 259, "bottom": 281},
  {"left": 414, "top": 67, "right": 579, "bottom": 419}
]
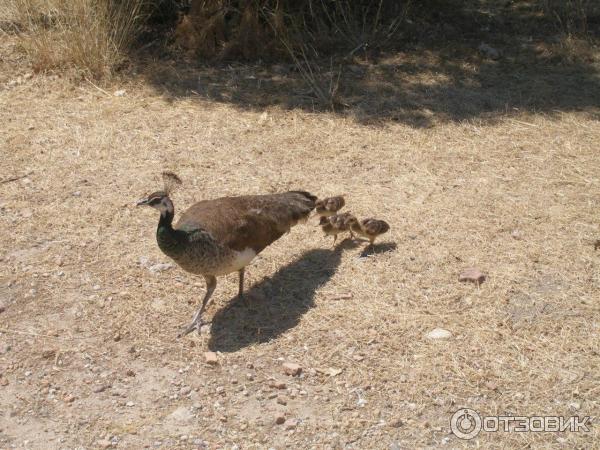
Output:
[
  {"left": 85, "top": 77, "right": 111, "bottom": 97},
  {"left": 0, "top": 172, "right": 32, "bottom": 184}
]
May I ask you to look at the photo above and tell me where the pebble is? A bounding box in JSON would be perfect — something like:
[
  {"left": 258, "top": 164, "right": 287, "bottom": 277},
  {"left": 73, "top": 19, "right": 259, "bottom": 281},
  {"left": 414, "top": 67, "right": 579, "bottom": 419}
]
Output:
[
  {"left": 426, "top": 328, "right": 452, "bottom": 340},
  {"left": 126, "top": 401, "right": 135, "bottom": 407},
  {"left": 275, "top": 415, "right": 285, "bottom": 425},
  {"left": 569, "top": 401, "right": 581, "bottom": 411},
  {"left": 284, "top": 418, "right": 298, "bottom": 430},
  {"left": 389, "top": 418, "right": 403, "bottom": 428},
  {"left": 459, "top": 268, "right": 486, "bottom": 284},
  {"left": 270, "top": 380, "right": 286, "bottom": 389},
  {"left": 282, "top": 362, "right": 302, "bottom": 376},
  {"left": 96, "top": 439, "right": 112, "bottom": 449},
  {"left": 148, "top": 263, "right": 174, "bottom": 274},
  {"left": 276, "top": 395, "right": 287, "bottom": 405},
  {"left": 204, "top": 352, "right": 218, "bottom": 365},
  {"left": 478, "top": 42, "right": 500, "bottom": 59},
  {"left": 179, "top": 386, "right": 191, "bottom": 396}
]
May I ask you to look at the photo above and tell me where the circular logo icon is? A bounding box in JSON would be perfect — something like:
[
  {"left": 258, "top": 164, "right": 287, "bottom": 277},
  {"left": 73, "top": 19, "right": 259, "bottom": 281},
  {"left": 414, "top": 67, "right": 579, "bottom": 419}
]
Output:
[{"left": 450, "top": 408, "right": 482, "bottom": 440}]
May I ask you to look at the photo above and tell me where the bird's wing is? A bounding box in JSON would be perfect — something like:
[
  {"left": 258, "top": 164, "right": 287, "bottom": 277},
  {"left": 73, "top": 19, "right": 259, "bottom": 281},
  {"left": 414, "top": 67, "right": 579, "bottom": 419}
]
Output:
[{"left": 176, "top": 191, "right": 316, "bottom": 253}]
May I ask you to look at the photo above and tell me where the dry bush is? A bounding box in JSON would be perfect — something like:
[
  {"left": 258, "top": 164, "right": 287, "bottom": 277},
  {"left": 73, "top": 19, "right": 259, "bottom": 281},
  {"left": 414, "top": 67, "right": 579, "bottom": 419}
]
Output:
[
  {"left": 541, "top": 0, "right": 599, "bottom": 36},
  {"left": 6, "top": 0, "right": 145, "bottom": 78},
  {"left": 174, "top": 0, "right": 410, "bottom": 59}
]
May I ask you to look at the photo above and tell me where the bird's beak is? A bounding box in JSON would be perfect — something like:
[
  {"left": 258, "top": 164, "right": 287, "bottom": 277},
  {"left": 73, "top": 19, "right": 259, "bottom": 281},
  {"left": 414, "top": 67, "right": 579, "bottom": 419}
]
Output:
[{"left": 136, "top": 197, "right": 150, "bottom": 206}]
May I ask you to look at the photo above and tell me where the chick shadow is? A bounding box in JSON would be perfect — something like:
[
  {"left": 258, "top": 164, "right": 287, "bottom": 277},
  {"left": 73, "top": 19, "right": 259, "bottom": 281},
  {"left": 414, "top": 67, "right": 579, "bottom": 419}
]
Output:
[
  {"left": 359, "top": 241, "right": 397, "bottom": 258},
  {"left": 207, "top": 246, "right": 346, "bottom": 352}
]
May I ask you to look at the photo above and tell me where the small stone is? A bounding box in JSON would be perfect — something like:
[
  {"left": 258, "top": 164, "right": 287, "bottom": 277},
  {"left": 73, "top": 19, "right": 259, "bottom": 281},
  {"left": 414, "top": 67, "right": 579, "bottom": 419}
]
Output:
[
  {"left": 459, "top": 268, "right": 486, "bottom": 284},
  {"left": 283, "top": 418, "right": 298, "bottom": 430},
  {"left": 126, "top": 369, "right": 135, "bottom": 377},
  {"left": 126, "top": 401, "right": 135, "bottom": 407},
  {"left": 478, "top": 42, "right": 500, "bottom": 60},
  {"left": 179, "top": 386, "right": 191, "bottom": 396},
  {"left": 269, "top": 380, "right": 286, "bottom": 389},
  {"left": 64, "top": 395, "right": 76, "bottom": 403},
  {"left": 282, "top": 362, "right": 302, "bottom": 376},
  {"left": 426, "top": 328, "right": 452, "bottom": 340},
  {"left": 204, "top": 352, "right": 218, "bottom": 365},
  {"left": 93, "top": 385, "right": 109, "bottom": 393},
  {"left": 276, "top": 395, "right": 287, "bottom": 405},
  {"left": 0, "top": 304, "right": 5, "bottom": 313},
  {"left": 389, "top": 418, "right": 404, "bottom": 428},
  {"left": 569, "top": 401, "right": 581, "bottom": 411},
  {"left": 148, "top": 262, "right": 174, "bottom": 274},
  {"left": 114, "top": 89, "right": 126, "bottom": 97},
  {"left": 216, "top": 386, "right": 225, "bottom": 394},
  {"left": 113, "top": 333, "right": 121, "bottom": 342},
  {"left": 96, "top": 439, "right": 112, "bottom": 449},
  {"left": 275, "top": 415, "right": 285, "bottom": 425},
  {"left": 246, "top": 373, "right": 254, "bottom": 381},
  {"left": 93, "top": 284, "right": 101, "bottom": 291},
  {"left": 41, "top": 349, "right": 56, "bottom": 359}
]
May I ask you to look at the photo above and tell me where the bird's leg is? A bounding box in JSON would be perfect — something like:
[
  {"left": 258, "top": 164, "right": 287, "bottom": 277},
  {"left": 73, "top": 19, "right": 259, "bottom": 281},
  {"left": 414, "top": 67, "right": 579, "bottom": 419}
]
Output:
[
  {"left": 178, "top": 275, "right": 217, "bottom": 338},
  {"left": 237, "top": 267, "right": 254, "bottom": 308},
  {"left": 332, "top": 234, "right": 338, "bottom": 247},
  {"left": 349, "top": 230, "right": 355, "bottom": 239}
]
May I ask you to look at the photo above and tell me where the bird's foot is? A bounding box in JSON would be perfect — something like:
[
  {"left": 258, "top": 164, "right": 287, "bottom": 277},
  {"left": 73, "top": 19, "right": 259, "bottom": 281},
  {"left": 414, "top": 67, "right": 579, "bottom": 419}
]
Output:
[{"left": 177, "top": 319, "right": 208, "bottom": 338}]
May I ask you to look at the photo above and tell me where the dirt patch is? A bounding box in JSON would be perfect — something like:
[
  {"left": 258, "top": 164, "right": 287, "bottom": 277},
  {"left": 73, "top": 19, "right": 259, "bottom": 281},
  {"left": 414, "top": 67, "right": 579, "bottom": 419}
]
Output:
[{"left": 1, "top": 38, "right": 599, "bottom": 448}]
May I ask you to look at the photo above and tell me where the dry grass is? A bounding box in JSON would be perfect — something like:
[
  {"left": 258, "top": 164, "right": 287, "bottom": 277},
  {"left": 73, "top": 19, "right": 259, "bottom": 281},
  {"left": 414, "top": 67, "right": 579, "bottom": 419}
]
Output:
[
  {"left": 2, "top": 0, "right": 144, "bottom": 78},
  {"left": 1, "top": 35, "right": 600, "bottom": 449}
]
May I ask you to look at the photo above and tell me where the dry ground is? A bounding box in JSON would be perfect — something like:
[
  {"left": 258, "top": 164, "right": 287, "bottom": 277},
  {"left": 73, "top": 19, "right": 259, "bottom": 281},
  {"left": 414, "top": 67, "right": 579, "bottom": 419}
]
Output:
[{"left": 1, "top": 37, "right": 600, "bottom": 449}]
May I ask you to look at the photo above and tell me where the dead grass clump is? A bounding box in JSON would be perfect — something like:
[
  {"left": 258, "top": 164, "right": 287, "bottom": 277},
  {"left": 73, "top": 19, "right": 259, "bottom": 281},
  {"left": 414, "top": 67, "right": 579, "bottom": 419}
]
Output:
[
  {"left": 541, "top": 0, "right": 600, "bottom": 36},
  {"left": 6, "top": 0, "right": 145, "bottom": 79},
  {"left": 174, "top": 0, "right": 409, "bottom": 60}
]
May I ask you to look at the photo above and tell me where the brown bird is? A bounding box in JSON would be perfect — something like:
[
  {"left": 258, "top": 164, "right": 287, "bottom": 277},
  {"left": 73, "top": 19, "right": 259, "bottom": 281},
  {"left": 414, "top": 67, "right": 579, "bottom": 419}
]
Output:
[
  {"left": 351, "top": 218, "right": 390, "bottom": 245},
  {"left": 315, "top": 196, "right": 345, "bottom": 217},
  {"left": 319, "top": 212, "right": 358, "bottom": 245},
  {"left": 137, "top": 172, "right": 317, "bottom": 337}
]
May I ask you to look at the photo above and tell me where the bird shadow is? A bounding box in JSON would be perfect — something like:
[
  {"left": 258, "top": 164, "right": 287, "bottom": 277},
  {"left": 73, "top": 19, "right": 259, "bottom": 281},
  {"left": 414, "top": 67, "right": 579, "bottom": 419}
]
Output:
[
  {"left": 207, "top": 247, "right": 343, "bottom": 352},
  {"left": 359, "top": 241, "right": 397, "bottom": 258}
]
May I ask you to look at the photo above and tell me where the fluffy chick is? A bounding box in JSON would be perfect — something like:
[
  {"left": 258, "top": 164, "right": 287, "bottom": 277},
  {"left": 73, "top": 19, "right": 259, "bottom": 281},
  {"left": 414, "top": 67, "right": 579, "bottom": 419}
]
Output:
[
  {"left": 351, "top": 218, "right": 390, "bottom": 245},
  {"left": 315, "top": 196, "right": 345, "bottom": 217},
  {"left": 319, "top": 212, "right": 357, "bottom": 245}
]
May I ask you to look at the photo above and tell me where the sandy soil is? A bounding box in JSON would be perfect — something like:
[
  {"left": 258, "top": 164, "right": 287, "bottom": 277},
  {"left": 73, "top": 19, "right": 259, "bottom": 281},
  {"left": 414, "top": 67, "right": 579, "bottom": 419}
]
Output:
[{"left": 1, "top": 38, "right": 600, "bottom": 449}]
